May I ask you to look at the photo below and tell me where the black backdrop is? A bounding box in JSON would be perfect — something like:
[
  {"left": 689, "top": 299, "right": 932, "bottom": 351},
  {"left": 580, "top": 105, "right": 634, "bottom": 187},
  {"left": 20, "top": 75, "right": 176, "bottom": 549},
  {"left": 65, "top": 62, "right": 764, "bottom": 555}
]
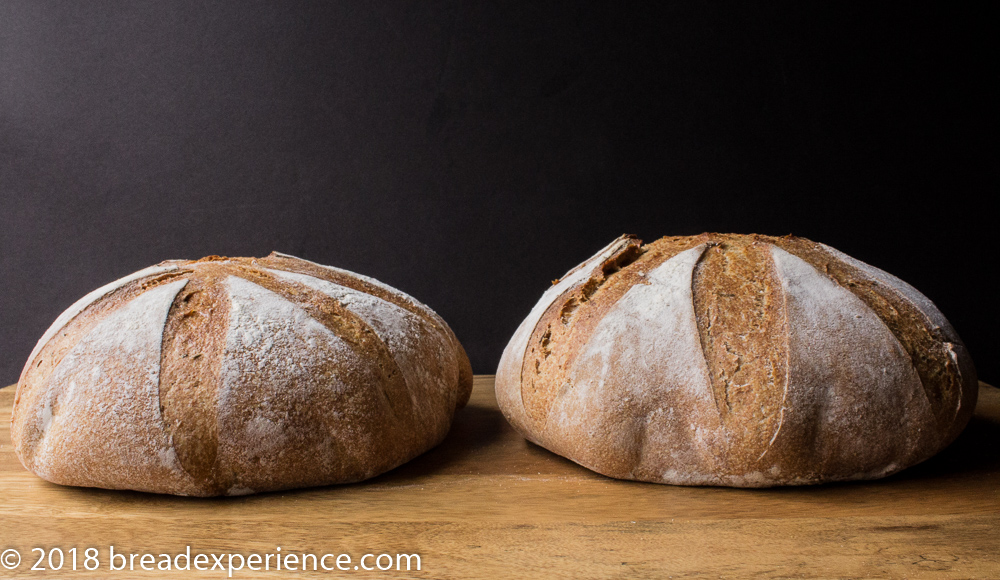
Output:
[{"left": 1, "top": 2, "right": 995, "bottom": 386}]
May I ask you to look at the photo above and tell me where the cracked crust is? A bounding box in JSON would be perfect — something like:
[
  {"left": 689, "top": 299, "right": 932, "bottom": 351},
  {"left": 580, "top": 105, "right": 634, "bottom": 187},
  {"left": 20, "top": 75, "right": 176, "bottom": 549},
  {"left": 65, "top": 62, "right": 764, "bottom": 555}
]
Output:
[
  {"left": 11, "top": 253, "right": 472, "bottom": 496},
  {"left": 495, "top": 233, "right": 977, "bottom": 487}
]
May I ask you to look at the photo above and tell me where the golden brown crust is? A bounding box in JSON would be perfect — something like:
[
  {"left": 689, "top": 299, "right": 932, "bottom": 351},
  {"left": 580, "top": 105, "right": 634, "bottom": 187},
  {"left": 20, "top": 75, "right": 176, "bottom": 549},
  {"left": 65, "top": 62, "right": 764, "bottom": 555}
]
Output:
[
  {"left": 765, "top": 235, "right": 974, "bottom": 440},
  {"left": 258, "top": 252, "right": 473, "bottom": 410},
  {"left": 159, "top": 270, "right": 228, "bottom": 491},
  {"left": 692, "top": 237, "right": 790, "bottom": 477},
  {"left": 12, "top": 254, "right": 472, "bottom": 496},
  {"left": 520, "top": 235, "right": 705, "bottom": 429},
  {"left": 13, "top": 265, "right": 189, "bottom": 469},
  {"left": 496, "top": 233, "right": 977, "bottom": 487}
]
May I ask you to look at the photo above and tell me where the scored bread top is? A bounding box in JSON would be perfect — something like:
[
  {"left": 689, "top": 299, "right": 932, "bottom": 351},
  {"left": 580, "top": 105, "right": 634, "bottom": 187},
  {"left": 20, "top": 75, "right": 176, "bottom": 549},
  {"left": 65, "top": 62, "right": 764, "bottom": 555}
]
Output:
[
  {"left": 496, "top": 233, "right": 977, "bottom": 487},
  {"left": 13, "top": 252, "right": 473, "bottom": 496}
]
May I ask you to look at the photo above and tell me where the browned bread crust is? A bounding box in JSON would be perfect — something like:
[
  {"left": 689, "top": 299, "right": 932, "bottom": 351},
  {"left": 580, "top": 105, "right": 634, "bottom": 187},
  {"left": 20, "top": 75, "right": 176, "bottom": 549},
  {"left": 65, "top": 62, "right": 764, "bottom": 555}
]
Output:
[
  {"left": 12, "top": 253, "right": 472, "bottom": 496},
  {"left": 496, "top": 234, "right": 977, "bottom": 487}
]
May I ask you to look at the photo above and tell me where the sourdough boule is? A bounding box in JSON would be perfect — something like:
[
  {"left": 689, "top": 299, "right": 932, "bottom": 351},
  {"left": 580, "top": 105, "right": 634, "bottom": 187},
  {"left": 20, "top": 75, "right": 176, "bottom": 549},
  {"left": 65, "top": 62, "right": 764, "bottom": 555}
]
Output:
[
  {"left": 496, "top": 233, "right": 977, "bottom": 487},
  {"left": 12, "top": 252, "right": 472, "bottom": 496}
]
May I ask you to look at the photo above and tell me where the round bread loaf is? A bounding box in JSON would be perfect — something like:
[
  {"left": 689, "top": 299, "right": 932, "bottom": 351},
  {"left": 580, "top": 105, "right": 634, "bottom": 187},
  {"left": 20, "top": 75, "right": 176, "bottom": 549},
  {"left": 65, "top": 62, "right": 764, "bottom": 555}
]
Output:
[
  {"left": 12, "top": 252, "right": 473, "bottom": 496},
  {"left": 496, "top": 233, "right": 977, "bottom": 487}
]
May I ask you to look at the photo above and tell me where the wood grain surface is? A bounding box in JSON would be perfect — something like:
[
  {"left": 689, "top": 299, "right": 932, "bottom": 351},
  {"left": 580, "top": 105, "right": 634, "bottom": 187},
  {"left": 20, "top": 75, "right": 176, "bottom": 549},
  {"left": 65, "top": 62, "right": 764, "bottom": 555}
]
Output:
[{"left": 1, "top": 376, "right": 998, "bottom": 579}]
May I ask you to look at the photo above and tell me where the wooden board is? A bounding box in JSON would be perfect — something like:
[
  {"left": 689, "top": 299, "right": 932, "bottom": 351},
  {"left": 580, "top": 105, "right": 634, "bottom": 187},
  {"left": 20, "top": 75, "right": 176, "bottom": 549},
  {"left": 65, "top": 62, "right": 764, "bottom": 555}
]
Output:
[{"left": 1, "top": 377, "right": 998, "bottom": 578}]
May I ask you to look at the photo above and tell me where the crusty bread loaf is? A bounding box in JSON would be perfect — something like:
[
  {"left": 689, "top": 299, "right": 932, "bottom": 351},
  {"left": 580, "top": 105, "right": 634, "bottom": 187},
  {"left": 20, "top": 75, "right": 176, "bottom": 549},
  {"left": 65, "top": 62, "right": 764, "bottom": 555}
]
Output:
[
  {"left": 496, "top": 233, "right": 977, "bottom": 487},
  {"left": 12, "top": 252, "right": 473, "bottom": 496}
]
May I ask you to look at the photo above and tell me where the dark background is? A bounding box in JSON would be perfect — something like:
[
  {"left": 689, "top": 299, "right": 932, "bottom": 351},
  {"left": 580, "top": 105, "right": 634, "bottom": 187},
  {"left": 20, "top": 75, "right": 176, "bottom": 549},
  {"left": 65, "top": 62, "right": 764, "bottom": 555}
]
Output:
[{"left": 1, "top": 2, "right": 995, "bottom": 386}]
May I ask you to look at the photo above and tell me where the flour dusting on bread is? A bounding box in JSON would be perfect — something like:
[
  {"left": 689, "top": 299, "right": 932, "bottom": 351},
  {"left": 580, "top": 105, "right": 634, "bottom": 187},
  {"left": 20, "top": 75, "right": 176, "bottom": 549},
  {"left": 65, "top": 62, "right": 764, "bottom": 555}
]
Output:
[
  {"left": 496, "top": 233, "right": 976, "bottom": 487},
  {"left": 11, "top": 254, "right": 472, "bottom": 496},
  {"left": 29, "top": 279, "right": 200, "bottom": 494}
]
